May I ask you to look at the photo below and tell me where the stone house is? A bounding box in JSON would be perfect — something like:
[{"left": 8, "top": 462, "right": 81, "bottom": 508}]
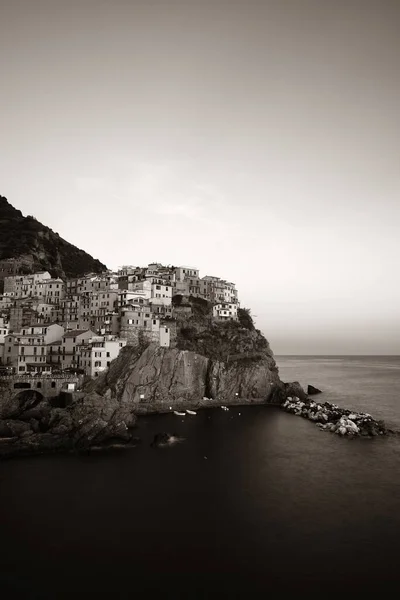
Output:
[
  {"left": 61, "top": 329, "right": 95, "bottom": 370},
  {"left": 76, "top": 335, "right": 127, "bottom": 378}
]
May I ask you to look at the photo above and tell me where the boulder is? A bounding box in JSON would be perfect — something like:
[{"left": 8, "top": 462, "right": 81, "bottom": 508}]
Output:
[
  {"left": 151, "top": 432, "right": 178, "bottom": 447},
  {"left": 307, "top": 385, "right": 322, "bottom": 395},
  {"left": 0, "top": 392, "right": 139, "bottom": 457},
  {"left": 0, "top": 420, "right": 32, "bottom": 438}
]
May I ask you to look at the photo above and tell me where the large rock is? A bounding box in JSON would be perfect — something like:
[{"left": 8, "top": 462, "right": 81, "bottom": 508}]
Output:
[
  {"left": 208, "top": 359, "right": 280, "bottom": 403},
  {"left": 0, "top": 391, "right": 139, "bottom": 458},
  {"left": 48, "top": 392, "right": 137, "bottom": 448},
  {"left": 151, "top": 432, "right": 179, "bottom": 447},
  {"left": 268, "top": 381, "right": 307, "bottom": 404},
  {"left": 0, "top": 388, "right": 49, "bottom": 420},
  {"left": 307, "top": 385, "right": 322, "bottom": 395},
  {"left": 89, "top": 343, "right": 281, "bottom": 409},
  {"left": 91, "top": 344, "right": 209, "bottom": 407}
]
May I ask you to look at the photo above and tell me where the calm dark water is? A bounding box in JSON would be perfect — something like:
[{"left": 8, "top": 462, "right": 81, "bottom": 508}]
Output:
[{"left": 1, "top": 356, "right": 400, "bottom": 598}]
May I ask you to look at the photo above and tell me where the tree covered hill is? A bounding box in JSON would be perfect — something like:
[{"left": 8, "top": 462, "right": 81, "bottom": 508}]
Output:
[{"left": 0, "top": 195, "right": 106, "bottom": 279}]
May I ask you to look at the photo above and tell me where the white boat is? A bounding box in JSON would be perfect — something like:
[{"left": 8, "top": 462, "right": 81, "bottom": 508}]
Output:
[
  {"left": 186, "top": 409, "right": 197, "bottom": 415},
  {"left": 221, "top": 406, "right": 229, "bottom": 411},
  {"left": 174, "top": 411, "right": 186, "bottom": 416}
]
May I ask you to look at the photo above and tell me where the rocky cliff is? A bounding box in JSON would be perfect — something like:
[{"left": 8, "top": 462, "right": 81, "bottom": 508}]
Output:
[
  {"left": 0, "top": 195, "right": 106, "bottom": 279},
  {"left": 0, "top": 286, "right": 293, "bottom": 458},
  {"left": 84, "top": 300, "right": 284, "bottom": 413},
  {"left": 85, "top": 342, "right": 282, "bottom": 414},
  {"left": 0, "top": 304, "right": 288, "bottom": 457},
  {"left": 0, "top": 387, "right": 138, "bottom": 458}
]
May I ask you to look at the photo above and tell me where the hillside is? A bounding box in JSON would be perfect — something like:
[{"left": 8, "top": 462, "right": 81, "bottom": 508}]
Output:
[{"left": 0, "top": 195, "right": 106, "bottom": 279}]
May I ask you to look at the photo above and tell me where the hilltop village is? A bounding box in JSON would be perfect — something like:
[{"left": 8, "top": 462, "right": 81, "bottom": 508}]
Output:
[{"left": 0, "top": 264, "right": 239, "bottom": 379}]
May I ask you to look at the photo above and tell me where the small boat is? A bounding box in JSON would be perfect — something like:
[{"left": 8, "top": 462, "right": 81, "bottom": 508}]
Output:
[
  {"left": 174, "top": 411, "right": 186, "bottom": 416},
  {"left": 186, "top": 409, "right": 197, "bottom": 415},
  {"left": 221, "top": 406, "right": 229, "bottom": 411}
]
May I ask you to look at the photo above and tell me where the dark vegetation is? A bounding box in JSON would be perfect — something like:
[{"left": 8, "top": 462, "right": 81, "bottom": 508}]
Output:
[
  {"left": 173, "top": 295, "right": 276, "bottom": 367},
  {"left": 0, "top": 195, "right": 106, "bottom": 278}
]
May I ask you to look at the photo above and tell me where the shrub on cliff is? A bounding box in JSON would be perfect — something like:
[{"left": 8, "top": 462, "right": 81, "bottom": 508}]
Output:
[{"left": 238, "top": 307, "right": 255, "bottom": 331}]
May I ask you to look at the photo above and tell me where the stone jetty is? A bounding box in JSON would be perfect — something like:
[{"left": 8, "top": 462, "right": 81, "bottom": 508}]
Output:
[{"left": 282, "top": 396, "right": 387, "bottom": 437}]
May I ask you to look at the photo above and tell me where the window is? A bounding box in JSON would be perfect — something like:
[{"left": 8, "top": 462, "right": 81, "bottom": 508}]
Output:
[
  {"left": 153, "top": 320, "right": 156, "bottom": 325},
  {"left": 37, "top": 382, "right": 41, "bottom": 388},
  {"left": 51, "top": 381, "right": 56, "bottom": 388},
  {"left": 21, "top": 347, "right": 24, "bottom": 355},
  {"left": 156, "top": 285, "right": 161, "bottom": 290},
  {"left": 106, "top": 352, "right": 110, "bottom": 357},
  {"left": 107, "top": 361, "right": 110, "bottom": 367}
]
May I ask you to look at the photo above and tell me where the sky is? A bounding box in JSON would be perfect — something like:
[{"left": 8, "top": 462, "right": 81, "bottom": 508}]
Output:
[{"left": 0, "top": 0, "right": 399, "bottom": 354}]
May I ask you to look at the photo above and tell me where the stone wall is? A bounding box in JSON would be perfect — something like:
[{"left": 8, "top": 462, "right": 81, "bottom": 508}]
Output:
[{"left": 0, "top": 374, "right": 80, "bottom": 399}]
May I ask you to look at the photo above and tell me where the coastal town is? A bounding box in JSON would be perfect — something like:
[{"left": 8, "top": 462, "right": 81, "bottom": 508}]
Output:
[{"left": 0, "top": 263, "right": 239, "bottom": 379}]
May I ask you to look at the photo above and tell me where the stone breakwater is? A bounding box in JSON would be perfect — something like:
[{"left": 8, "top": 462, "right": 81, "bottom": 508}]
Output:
[{"left": 282, "top": 397, "right": 387, "bottom": 437}]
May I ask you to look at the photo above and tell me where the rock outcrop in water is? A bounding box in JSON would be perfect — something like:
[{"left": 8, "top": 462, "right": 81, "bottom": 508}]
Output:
[
  {"left": 307, "top": 384, "right": 322, "bottom": 395},
  {"left": 282, "top": 396, "right": 387, "bottom": 437},
  {"left": 0, "top": 391, "right": 138, "bottom": 458}
]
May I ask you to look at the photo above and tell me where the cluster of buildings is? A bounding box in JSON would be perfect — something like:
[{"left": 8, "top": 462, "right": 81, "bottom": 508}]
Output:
[{"left": 0, "top": 263, "right": 239, "bottom": 378}]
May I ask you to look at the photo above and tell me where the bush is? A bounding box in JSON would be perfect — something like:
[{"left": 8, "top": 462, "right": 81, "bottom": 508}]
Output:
[{"left": 238, "top": 307, "right": 255, "bottom": 330}]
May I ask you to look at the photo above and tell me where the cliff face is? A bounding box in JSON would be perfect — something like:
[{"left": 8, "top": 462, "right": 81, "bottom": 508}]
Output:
[
  {"left": 90, "top": 345, "right": 209, "bottom": 409},
  {"left": 82, "top": 298, "right": 283, "bottom": 413},
  {"left": 87, "top": 341, "right": 282, "bottom": 414},
  {"left": 0, "top": 195, "right": 106, "bottom": 279}
]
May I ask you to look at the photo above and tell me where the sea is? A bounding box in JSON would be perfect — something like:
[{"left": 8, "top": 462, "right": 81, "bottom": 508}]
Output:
[{"left": 1, "top": 355, "right": 400, "bottom": 598}]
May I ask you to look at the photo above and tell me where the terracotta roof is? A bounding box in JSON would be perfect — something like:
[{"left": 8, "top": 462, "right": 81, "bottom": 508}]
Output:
[{"left": 63, "top": 329, "right": 92, "bottom": 338}]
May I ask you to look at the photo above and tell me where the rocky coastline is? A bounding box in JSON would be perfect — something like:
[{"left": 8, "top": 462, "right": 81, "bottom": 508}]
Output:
[
  {"left": 282, "top": 396, "right": 387, "bottom": 437},
  {"left": 0, "top": 337, "right": 389, "bottom": 458}
]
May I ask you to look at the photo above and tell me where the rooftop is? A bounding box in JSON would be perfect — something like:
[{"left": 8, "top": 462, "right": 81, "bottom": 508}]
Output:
[
  {"left": 63, "top": 329, "right": 92, "bottom": 338},
  {"left": 28, "top": 322, "right": 63, "bottom": 328}
]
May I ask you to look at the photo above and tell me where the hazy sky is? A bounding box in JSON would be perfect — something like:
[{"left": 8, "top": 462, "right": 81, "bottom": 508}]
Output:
[{"left": 1, "top": 0, "right": 399, "bottom": 354}]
